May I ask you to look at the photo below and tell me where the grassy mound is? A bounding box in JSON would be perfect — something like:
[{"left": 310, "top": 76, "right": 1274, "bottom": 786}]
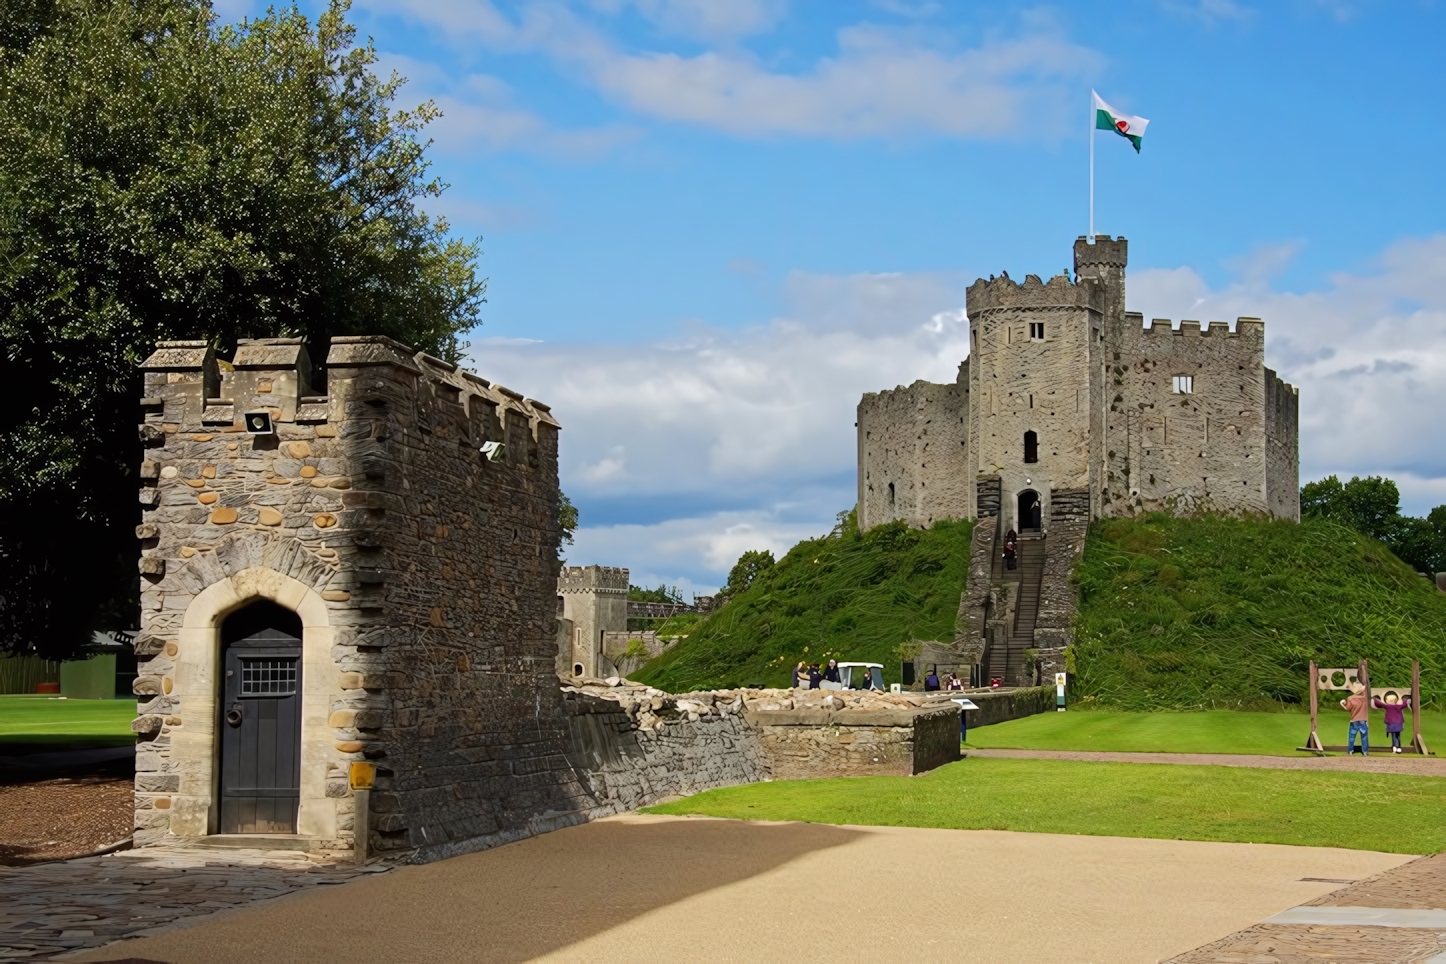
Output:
[
  {"left": 1074, "top": 514, "right": 1446, "bottom": 710},
  {"left": 631, "top": 516, "right": 974, "bottom": 692}
]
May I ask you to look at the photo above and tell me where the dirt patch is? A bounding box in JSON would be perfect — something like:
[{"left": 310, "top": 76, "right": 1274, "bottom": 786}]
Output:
[{"left": 0, "top": 776, "right": 134, "bottom": 865}]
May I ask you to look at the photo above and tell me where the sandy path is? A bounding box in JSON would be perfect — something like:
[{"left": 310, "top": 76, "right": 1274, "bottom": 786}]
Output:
[
  {"left": 965, "top": 747, "right": 1446, "bottom": 776},
  {"left": 67, "top": 814, "right": 1408, "bottom": 964}
]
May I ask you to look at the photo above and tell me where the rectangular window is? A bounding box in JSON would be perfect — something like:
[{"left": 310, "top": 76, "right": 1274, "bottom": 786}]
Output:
[
  {"left": 1172, "top": 375, "right": 1194, "bottom": 394},
  {"left": 1029, "top": 322, "right": 1045, "bottom": 341},
  {"left": 240, "top": 658, "right": 297, "bottom": 696}
]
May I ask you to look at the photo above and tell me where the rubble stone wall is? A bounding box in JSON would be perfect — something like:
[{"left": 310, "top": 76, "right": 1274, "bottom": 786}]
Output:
[{"left": 856, "top": 371, "right": 970, "bottom": 531}]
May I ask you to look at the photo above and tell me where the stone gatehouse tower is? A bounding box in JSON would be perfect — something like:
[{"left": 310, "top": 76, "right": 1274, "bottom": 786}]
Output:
[
  {"left": 858, "top": 236, "right": 1300, "bottom": 533},
  {"left": 556, "top": 565, "right": 629, "bottom": 679},
  {"left": 132, "top": 336, "right": 586, "bottom": 859},
  {"left": 856, "top": 237, "right": 1300, "bottom": 686}
]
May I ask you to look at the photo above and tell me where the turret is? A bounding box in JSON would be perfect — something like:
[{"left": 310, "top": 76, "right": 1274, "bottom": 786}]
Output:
[{"left": 1073, "top": 236, "right": 1128, "bottom": 331}]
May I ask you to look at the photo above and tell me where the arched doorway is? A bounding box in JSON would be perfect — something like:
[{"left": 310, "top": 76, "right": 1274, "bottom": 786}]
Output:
[
  {"left": 1018, "top": 489, "right": 1041, "bottom": 532},
  {"left": 219, "top": 600, "right": 303, "bottom": 834}
]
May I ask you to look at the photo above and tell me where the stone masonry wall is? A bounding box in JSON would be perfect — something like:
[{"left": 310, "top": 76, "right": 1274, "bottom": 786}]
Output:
[
  {"left": 856, "top": 370, "right": 970, "bottom": 531},
  {"left": 134, "top": 336, "right": 605, "bottom": 862},
  {"left": 1265, "top": 368, "right": 1301, "bottom": 521},
  {"left": 558, "top": 565, "right": 629, "bottom": 679},
  {"left": 1115, "top": 316, "right": 1271, "bottom": 517}
]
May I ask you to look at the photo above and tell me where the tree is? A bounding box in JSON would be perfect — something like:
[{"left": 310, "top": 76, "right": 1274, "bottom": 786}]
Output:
[
  {"left": 723, "top": 549, "right": 775, "bottom": 597},
  {"left": 557, "top": 491, "right": 578, "bottom": 546},
  {"left": 1301, "top": 475, "right": 1400, "bottom": 541},
  {"left": 0, "top": 0, "right": 484, "bottom": 658}
]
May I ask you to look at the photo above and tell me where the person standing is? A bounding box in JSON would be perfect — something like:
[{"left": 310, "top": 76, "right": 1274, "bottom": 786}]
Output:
[
  {"left": 1341, "top": 682, "right": 1369, "bottom": 755},
  {"left": 1003, "top": 539, "right": 1017, "bottom": 571},
  {"left": 1372, "top": 691, "right": 1411, "bottom": 754},
  {"left": 792, "top": 661, "right": 805, "bottom": 689},
  {"left": 825, "top": 659, "right": 840, "bottom": 684},
  {"left": 946, "top": 673, "right": 964, "bottom": 691},
  {"left": 924, "top": 666, "right": 940, "bottom": 691},
  {"left": 807, "top": 664, "right": 823, "bottom": 689}
]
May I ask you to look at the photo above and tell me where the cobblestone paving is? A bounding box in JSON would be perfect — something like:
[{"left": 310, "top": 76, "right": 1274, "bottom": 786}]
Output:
[
  {"left": 1168, "top": 852, "right": 1446, "bottom": 963},
  {"left": 966, "top": 748, "right": 1446, "bottom": 777},
  {"left": 0, "top": 847, "right": 386, "bottom": 961}
]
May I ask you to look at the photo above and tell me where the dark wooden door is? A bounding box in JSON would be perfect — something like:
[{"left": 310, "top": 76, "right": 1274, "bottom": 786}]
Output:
[{"left": 220, "top": 627, "right": 302, "bottom": 833}]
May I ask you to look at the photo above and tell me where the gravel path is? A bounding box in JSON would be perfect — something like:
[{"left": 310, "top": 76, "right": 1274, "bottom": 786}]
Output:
[
  {"left": 965, "top": 747, "right": 1446, "bottom": 776},
  {"left": 0, "top": 778, "right": 134, "bottom": 866}
]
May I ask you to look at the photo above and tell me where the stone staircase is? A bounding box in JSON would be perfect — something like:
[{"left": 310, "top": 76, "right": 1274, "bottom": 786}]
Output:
[{"left": 986, "top": 534, "right": 1045, "bottom": 685}]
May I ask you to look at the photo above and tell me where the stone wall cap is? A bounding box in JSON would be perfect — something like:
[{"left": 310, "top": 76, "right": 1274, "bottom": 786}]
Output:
[
  {"left": 233, "top": 340, "right": 309, "bottom": 369},
  {"left": 325, "top": 337, "right": 423, "bottom": 372},
  {"left": 141, "top": 342, "right": 215, "bottom": 370}
]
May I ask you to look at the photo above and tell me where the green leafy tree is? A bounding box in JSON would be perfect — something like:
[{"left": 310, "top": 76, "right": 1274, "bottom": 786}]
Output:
[
  {"left": 1301, "top": 475, "right": 1400, "bottom": 541},
  {"left": 629, "top": 584, "right": 684, "bottom": 605},
  {"left": 557, "top": 491, "right": 578, "bottom": 546},
  {"left": 0, "top": 0, "right": 484, "bottom": 658},
  {"left": 722, "top": 549, "right": 775, "bottom": 597}
]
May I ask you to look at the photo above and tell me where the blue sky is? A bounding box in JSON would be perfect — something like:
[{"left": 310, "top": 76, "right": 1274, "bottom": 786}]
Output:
[{"left": 223, "top": 0, "right": 1446, "bottom": 592}]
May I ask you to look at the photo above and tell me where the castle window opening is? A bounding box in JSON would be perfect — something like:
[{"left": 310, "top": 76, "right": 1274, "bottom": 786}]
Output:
[
  {"left": 1023, "top": 431, "right": 1039, "bottom": 464},
  {"left": 1172, "top": 375, "right": 1194, "bottom": 394},
  {"left": 1029, "top": 322, "right": 1045, "bottom": 341},
  {"left": 888, "top": 482, "right": 895, "bottom": 506}
]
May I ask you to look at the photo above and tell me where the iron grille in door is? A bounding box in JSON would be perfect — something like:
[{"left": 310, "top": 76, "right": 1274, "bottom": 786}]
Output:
[{"left": 240, "top": 658, "right": 298, "bottom": 696}]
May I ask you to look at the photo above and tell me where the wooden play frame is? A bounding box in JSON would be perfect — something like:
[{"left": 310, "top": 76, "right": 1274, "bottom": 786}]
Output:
[{"left": 1303, "top": 658, "right": 1431, "bottom": 755}]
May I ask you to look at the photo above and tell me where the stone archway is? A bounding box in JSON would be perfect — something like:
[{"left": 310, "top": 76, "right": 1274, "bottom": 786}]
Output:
[{"left": 167, "top": 566, "right": 338, "bottom": 840}]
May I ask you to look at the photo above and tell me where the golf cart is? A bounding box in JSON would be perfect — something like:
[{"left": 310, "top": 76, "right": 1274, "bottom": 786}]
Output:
[{"left": 825, "top": 662, "right": 883, "bottom": 691}]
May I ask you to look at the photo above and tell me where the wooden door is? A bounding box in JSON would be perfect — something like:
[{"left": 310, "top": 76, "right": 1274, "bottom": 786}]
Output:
[{"left": 219, "top": 626, "right": 302, "bottom": 834}]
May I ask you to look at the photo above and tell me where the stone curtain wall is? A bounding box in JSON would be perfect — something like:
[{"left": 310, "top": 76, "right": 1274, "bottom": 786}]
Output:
[
  {"left": 1115, "top": 317, "right": 1273, "bottom": 517},
  {"left": 1033, "top": 488, "right": 1090, "bottom": 676},
  {"left": 856, "top": 372, "right": 970, "bottom": 532},
  {"left": 1265, "top": 369, "right": 1301, "bottom": 521}
]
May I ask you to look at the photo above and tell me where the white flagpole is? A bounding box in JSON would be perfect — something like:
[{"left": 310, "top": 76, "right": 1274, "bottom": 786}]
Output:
[{"left": 1088, "top": 91, "right": 1095, "bottom": 243}]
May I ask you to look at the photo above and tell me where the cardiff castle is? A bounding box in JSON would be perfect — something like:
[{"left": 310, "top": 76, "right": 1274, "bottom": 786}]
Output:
[{"left": 857, "top": 236, "right": 1300, "bottom": 686}]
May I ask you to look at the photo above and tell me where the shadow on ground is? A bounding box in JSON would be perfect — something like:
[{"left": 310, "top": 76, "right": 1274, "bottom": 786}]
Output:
[{"left": 71, "top": 816, "right": 864, "bottom": 964}]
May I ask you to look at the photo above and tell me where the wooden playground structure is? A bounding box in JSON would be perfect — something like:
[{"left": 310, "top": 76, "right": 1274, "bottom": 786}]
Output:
[{"left": 1303, "top": 658, "right": 1431, "bottom": 755}]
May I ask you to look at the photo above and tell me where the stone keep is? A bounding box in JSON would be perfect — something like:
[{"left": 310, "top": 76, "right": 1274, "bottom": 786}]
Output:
[
  {"left": 132, "top": 336, "right": 585, "bottom": 858},
  {"left": 557, "top": 565, "right": 629, "bottom": 679},
  {"left": 857, "top": 236, "right": 1300, "bottom": 533}
]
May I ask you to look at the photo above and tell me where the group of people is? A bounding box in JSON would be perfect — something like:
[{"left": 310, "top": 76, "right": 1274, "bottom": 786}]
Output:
[
  {"left": 1002, "top": 528, "right": 1018, "bottom": 571},
  {"left": 791, "top": 659, "right": 878, "bottom": 691},
  {"left": 922, "top": 666, "right": 965, "bottom": 691},
  {"left": 1339, "top": 681, "right": 1412, "bottom": 755}
]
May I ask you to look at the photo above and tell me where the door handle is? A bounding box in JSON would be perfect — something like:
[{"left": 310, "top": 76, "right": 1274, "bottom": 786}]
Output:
[{"left": 226, "top": 703, "right": 243, "bottom": 727}]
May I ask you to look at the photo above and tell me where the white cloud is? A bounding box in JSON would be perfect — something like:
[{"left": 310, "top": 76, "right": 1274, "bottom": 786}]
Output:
[
  {"left": 590, "top": 0, "right": 788, "bottom": 41},
  {"left": 363, "top": 1, "right": 1104, "bottom": 140},
  {"left": 1129, "top": 234, "right": 1446, "bottom": 515}
]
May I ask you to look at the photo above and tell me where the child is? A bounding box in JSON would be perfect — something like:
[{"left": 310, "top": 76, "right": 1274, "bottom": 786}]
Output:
[
  {"left": 1340, "top": 681, "right": 1369, "bottom": 756},
  {"left": 1372, "top": 691, "right": 1412, "bottom": 754}
]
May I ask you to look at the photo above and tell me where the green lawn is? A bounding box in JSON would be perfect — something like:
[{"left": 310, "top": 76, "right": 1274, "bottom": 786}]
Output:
[
  {"left": 647, "top": 757, "right": 1446, "bottom": 854},
  {"left": 0, "top": 695, "right": 136, "bottom": 748},
  {"left": 964, "top": 708, "right": 1446, "bottom": 756}
]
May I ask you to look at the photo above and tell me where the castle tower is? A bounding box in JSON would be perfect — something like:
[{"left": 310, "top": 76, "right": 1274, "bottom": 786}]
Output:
[{"left": 557, "top": 566, "right": 629, "bottom": 678}]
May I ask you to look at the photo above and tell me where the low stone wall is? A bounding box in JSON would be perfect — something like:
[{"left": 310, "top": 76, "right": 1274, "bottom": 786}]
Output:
[
  {"left": 562, "top": 686, "right": 769, "bottom": 817},
  {"left": 742, "top": 692, "right": 960, "bottom": 780},
  {"left": 962, "top": 685, "right": 1056, "bottom": 729}
]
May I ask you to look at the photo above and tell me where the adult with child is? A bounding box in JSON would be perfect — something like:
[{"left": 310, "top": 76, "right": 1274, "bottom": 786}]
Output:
[
  {"left": 1372, "top": 691, "right": 1412, "bottom": 754},
  {"left": 1341, "top": 681, "right": 1369, "bottom": 755}
]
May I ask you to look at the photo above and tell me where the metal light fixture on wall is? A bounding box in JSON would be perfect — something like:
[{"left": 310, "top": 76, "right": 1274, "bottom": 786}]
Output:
[{"left": 244, "top": 411, "right": 274, "bottom": 435}]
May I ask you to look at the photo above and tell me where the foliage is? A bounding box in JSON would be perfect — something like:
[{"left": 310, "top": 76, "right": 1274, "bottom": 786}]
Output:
[
  {"left": 1073, "top": 514, "right": 1446, "bottom": 710},
  {"left": 0, "top": 0, "right": 483, "bottom": 658},
  {"left": 647, "top": 757, "right": 1446, "bottom": 854},
  {"left": 722, "top": 549, "right": 775, "bottom": 597},
  {"left": 631, "top": 515, "right": 974, "bottom": 692},
  {"left": 557, "top": 491, "right": 577, "bottom": 546},
  {"left": 629, "top": 584, "right": 684, "bottom": 605},
  {"left": 1302, "top": 475, "right": 1446, "bottom": 574},
  {"left": 964, "top": 707, "right": 1446, "bottom": 756}
]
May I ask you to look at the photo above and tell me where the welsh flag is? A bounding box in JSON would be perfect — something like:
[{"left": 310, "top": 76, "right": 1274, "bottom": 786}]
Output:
[{"left": 1093, "top": 91, "right": 1149, "bottom": 153}]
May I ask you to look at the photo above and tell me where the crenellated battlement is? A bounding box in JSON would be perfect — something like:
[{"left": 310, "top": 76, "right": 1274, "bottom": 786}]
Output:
[
  {"left": 140, "top": 336, "right": 559, "bottom": 447},
  {"left": 1127, "top": 313, "right": 1266, "bottom": 338},
  {"left": 558, "top": 565, "right": 630, "bottom": 593},
  {"left": 965, "top": 270, "right": 1103, "bottom": 318},
  {"left": 1073, "top": 235, "right": 1129, "bottom": 269}
]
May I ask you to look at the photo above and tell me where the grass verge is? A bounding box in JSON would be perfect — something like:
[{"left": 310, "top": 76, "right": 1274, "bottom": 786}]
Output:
[
  {"left": 0, "top": 695, "right": 136, "bottom": 748},
  {"left": 646, "top": 757, "right": 1446, "bottom": 854},
  {"left": 965, "top": 707, "right": 1446, "bottom": 756}
]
